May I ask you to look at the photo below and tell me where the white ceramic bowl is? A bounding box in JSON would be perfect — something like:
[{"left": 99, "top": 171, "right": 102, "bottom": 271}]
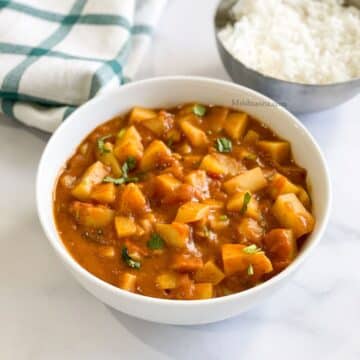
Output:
[{"left": 36, "top": 76, "right": 331, "bottom": 325}]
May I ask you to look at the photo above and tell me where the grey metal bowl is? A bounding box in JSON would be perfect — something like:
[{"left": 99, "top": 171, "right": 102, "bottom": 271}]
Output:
[{"left": 214, "top": 0, "right": 360, "bottom": 114}]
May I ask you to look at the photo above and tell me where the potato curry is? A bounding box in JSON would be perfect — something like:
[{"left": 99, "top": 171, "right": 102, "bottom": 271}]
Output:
[{"left": 54, "top": 104, "right": 315, "bottom": 300}]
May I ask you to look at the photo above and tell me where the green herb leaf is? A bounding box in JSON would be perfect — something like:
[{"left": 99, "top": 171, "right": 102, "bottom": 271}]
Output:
[
  {"left": 147, "top": 233, "right": 165, "bottom": 250},
  {"left": 215, "top": 137, "right": 232, "bottom": 153},
  {"left": 122, "top": 156, "right": 137, "bottom": 178},
  {"left": 97, "top": 135, "right": 112, "bottom": 154},
  {"left": 103, "top": 176, "right": 139, "bottom": 185},
  {"left": 243, "top": 244, "right": 261, "bottom": 254},
  {"left": 193, "top": 104, "right": 206, "bottom": 117},
  {"left": 121, "top": 246, "right": 141, "bottom": 269},
  {"left": 240, "top": 192, "right": 251, "bottom": 215},
  {"left": 219, "top": 214, "right": 229, "bottom": 221},
  {"left": 247, "top": 264, "right": 254, "bottom": 276},
  {"left": 103, "top": 176, "right": 126, "bottom": 185},
  {"left": 167, "top": 138, "right": 174, "bottom": 148}
]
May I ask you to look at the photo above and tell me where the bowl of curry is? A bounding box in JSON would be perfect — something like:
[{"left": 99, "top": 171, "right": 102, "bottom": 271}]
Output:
[{"left": 37, "top": 76, "right": 331, "bottom": 324}]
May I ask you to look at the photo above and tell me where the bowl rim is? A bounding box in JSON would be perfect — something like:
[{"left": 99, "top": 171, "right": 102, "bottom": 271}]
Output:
[
  {"left": 214, "top": 0, "right": 360, "bottom": 88},
  {"left": 36, "top": 75, "right": 332, "bottom": 308}
]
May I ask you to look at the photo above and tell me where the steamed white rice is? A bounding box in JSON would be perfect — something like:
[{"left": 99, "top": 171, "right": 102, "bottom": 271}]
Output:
[{"left": 218, "top": 0, "right": 360, "bottom": 84}]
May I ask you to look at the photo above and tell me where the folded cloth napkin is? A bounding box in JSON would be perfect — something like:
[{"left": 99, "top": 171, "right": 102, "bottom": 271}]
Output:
[{"left": 0, "top": 0, "right": 166, "bottom": 132}]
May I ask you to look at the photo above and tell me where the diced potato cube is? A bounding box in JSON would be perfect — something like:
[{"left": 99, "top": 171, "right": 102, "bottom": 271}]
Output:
[
  {"left": 193, "top": 283, "right": 213, "bottom": 299},
  {"left": 138, "top": 216, "right": 154, "bottom": 236},
  {"left": 268, "top": 173, "right": 311, "bottom": 208},
  {"left": 115, "top": 216, "right": 137, "bottom": 238},
  {"left": 206, "top": 106, "right": 229, "bottom": 133},
  {"left": 226, "top": 191, "right": 260, "bottom": 219},
  {"left": 199, "top": 154, "right": 226, "bottom": 176},
  {"left": 258, "top": 141, "right": 290, "bottom": 164},
  {"left": 244, "top": 129, "right": 260, "bottom": 144},
  {"left": 70, "top": 201, "right": 115, "bottom": 228},
  {"left": 209, "top": 216, "right": 230, "bottom": 231},
  {"left": 114, "top": 126, "right": 144, "bottom": 163},
  {"left": 235, "top": 147, "right": 258, "bottom": 161},
  {"left": 268, "top": 172, "right": 299, "bottom": 199},
  {"left": 222, "top": 244, "right": 273, "bottom": 276},
  {"left": 177, "top": 142, "right": 192, "bottom": 155},
  {"left": 139, "top": 140, "right": 172, "bottom": 172},
  {"left": 140, "top": 111, "right": 174, "bottom": 136},
  {"left": 200, "top": 153, "right": 243, "bottom": 177},
  {"left": 171, "top": 274, "right": 195, "bottom": 299},
  {"left": 203, "top": 199, "right": 224, "bottom": 209},
  {"left": 224, "top": 112, "right": 248, "bottom": 139},
  {"left": 276, "top": 165, "right": 307, "bottom": 184},
  {"left": 180, "top": 120, "right": 209, "bottom": 147},
  {"left": 272, "top": 193, "right": 315, "bottom": 238},
  {"left": 264, "top": 229, "right": 297, "bottom": 268},
  {"left": 237, "top": 218, "right": 264, "bottom": 244},
  {"left": 297, "top": 187, "right": 311, "bottom": 208},
  {"left": 161, "top": 183, "right": 196, "bottom": 205},
  {"left": 183, "top": 155, "right": 202, "bottom": 168},
  {"left": 195, "top": 261, "right": 225, "bottom": 285},
  {"left": 98, "top": 245, "right": 116, "bottom": 258},
  {"left": 165, "top": 128, "right": 181, "bottom": 143},
  {"left": 155, "top": 223, "right": 190, "bottom": 248},
  {"left": 177, "top": 104, "right": 195, "bottom": 117},
  {"left": 71, "top": 161, "right": 110, "bottom": 201},
  {"left": 171, "top": 253, "right": 204, "bottom": 272},
  {"left": 156, "top": 272, "right": 178, "bottom": 289},
  {"left": 118, "top": 183, "right": 149, "bottom": 215},
  {"left": 90, "top": 183, "right": 116, "bottom": 204},
  {"left": 96, "top": 142, "right": 122, "bottom": 177},
  {"left": 119, "top": 272, "right": 137, "bottom": 292},
  {"left": 128, "top": 107, "right": 157, "bottom": 124},
  {"left": 155, "top": 174, "right": 182, "bottom": 196},
  {"left": 60, "top": 174, "right": 76, "bottom": 189},
  {"left": 223, "top": 167, "right": 267, "bottom": 194},
  {"left": 175, "top": 202, "right": 210, "bottom": 223},
  {"left": 184, "top": 170, "right": 209, "bottom": 199}
]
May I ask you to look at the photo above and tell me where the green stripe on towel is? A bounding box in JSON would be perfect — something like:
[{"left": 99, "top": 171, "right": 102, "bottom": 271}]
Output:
[
  {"left": 1, "top": 0, "right": 86, "bottom": 116},
  {"left": 0, "top": 42, "right": 107, "bottom": 62},
  {"left": 0, "top": 0, "right": 131, "bottom": 28},
  {"left": 0, "top": 91, "right": 69, "bottom": 106}
]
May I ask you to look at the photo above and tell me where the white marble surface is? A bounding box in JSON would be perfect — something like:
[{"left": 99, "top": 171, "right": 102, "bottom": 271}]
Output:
[{"left": 1, "top": 0, "right": 359, "bottom": 359}]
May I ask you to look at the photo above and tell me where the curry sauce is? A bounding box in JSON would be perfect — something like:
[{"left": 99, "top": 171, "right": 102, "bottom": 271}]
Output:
[{"left": 54, "top": 104, "right": 315, "bottom": 300}]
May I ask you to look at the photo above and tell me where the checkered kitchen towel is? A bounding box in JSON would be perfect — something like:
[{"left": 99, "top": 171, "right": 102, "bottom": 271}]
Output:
[{"left": 0, "top": 0, "right": 166, "bottom": 132}]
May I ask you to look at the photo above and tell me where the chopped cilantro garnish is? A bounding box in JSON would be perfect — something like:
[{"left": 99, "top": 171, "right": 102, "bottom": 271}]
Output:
[
  {"left": 147, "top": 233, "right": 165, "bottom": 250},
  {"left": 243, "top": 244, "right": 261, "bottom": 254},
  {"left": 97, "top": 135, "right": 112, "bottom": 154},
  {"left": 240, "top": 192, "right": 251, "bottom": 215},
  {"left": 219, "top": 214, "right": 229, "bottom": 221},
  {"left": 215, "top": 137, "right": 232, "bottom": 153},
  {"left": 103, "top": 156, "right": 139, "bottom": 185},
  {"left": 122, "top": 156, "right": 136, "bottom": 177},
  {"left": 193, "top": 104, "right": 206, "bottom": 117},
  {"left": 105, "top": 157, "right": 138, "bottom": 185},
  {"left": 121, "top": 246, "right": 141, "bottom": 269},
  {"left": 103, "top": 176, "right": 139, "bottom": 185},
  {"left": 247, "top": 264, "right": 254, "bottom": 276}
]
